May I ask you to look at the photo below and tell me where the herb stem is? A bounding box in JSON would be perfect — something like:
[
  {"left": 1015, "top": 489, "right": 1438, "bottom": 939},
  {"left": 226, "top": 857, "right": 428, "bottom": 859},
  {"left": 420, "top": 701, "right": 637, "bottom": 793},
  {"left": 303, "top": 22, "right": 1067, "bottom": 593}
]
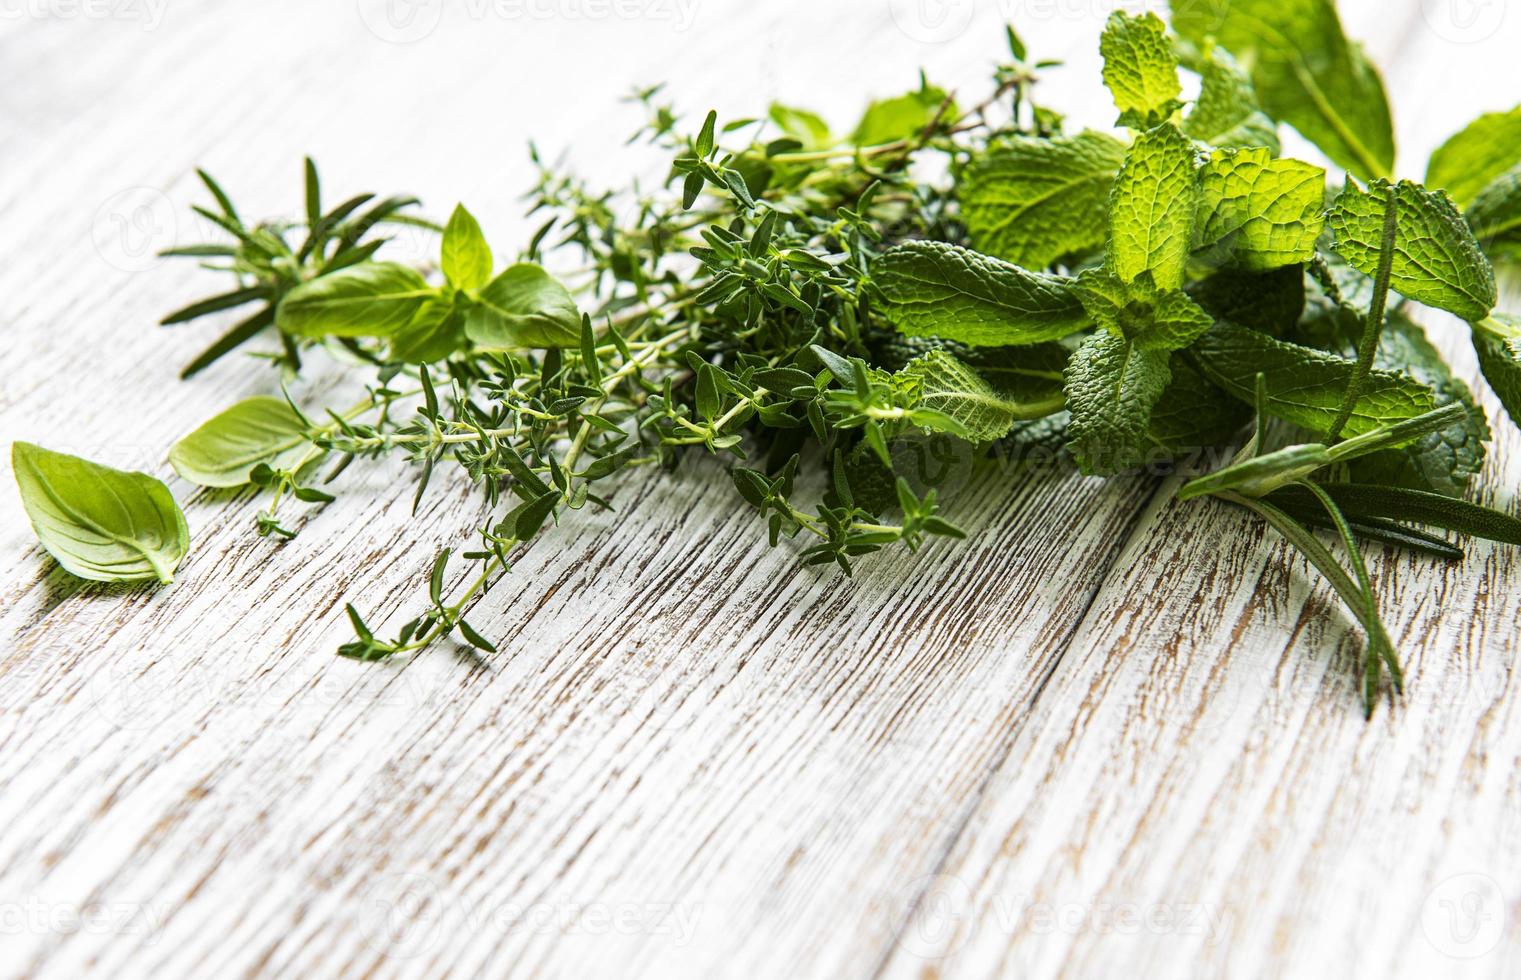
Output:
[{"left": 1327, "top": 182, "right": 1398, "bottom": 442}]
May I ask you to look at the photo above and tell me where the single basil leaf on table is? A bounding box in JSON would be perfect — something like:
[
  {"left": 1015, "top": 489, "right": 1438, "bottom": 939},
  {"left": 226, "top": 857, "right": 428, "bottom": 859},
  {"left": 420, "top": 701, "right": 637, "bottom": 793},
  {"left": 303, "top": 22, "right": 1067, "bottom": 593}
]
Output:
[
  {"left": 1075, "top": 268, "right": 1214, "bottom": 352},
  {"left": 440, "top": 203, "right": 494, "bottom": 291},
  {"left": 12, "top": 442, "right": 189, "bottom": 584},
  {"left": 1063, "top": 331, "right": 1173, "bottom": 476},
  {"left": 464, "top": 263, "right": 582, "bottom": 350},
  {"left": 871, "top": 241, "right": 1088, "bottom": 346},
  {"left": 1107, "top": 123, "right": 1199, "bottom": 291},
  {"left": 1099, "top": 11, "right": 1182, "bottom": 129},
  {"left": 1193, "top": 148, "right": 1324, "bottom": 271},
  {"left": 1426, "top": 106, "right": 1521, "bottom": 208},
  {"left": 1181, "top": 43, "right": 1279, "bottom": 153},
  {"left": 1191, "top": 321, "right": 1436, "bottom": 438},
  {"left": 169, "top": 396, "right": 313, "bottom": 488},
  {"left": 1171, "top": 0, "right": 1395, "bottom": 182},
  {"left": 1327, "top": 178, "right": 1497, "bottom": 323},
  {"left": 276, "top": 262, "right": 434, "bottom": 338},
  {"left": 959, "top": 131, "right": 1125, "bottom": 269}
]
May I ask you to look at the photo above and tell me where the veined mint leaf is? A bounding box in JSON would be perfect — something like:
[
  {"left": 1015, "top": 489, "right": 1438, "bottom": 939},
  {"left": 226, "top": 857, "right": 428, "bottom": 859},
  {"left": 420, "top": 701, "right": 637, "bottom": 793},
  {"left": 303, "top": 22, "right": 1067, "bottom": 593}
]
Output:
[
  {"left": 1075, "top": 269, "right": 1213, "bottom": 351},
  {"left": 13, "top": 443, "right": 189, "bottom": 584},
  {"left": 1328, "top": 179, "right": 1497, "bottom": 322},
  {"left": 1182, "top": 43, "right": 1279, "bottom": 153},
  {"left": 1100, "top": 11, "right": 1182, "bottom": 129},
  {"left": 1172, "top": 0, "right": 1395, "bottom": 182},
  {"left": 169, "top": 396, "right": 311, "bottom": 488},
  {"left": 1148, "top": 354, "right": 1251, "bottom": 457},
  {"left": 960, "top": 131, "right": 1126, "bottom": 269},
  {"left": 441, "top": 204, "right": 493, "bottom": 291},
  {"left": 465, "top": 263, "right": 582, "bottom": 350},
  {"left": 903, "top": 349, "right": 1057, "bottom": 442},
  {"left": 1195, "top": 148, "right": 1325, "bottom": 270},
  {"left": 1426, "top": 106, "right": 1521, "bottom": 208},
  {"left": 1192, "top": 321, "right": 1436, "bottom": 438},
  {"left": 1187, "top": 265, "right": 1306, "bottom": 336},
  {"left": 873, "top": 241, "right": 1088, "bottom": 346},
  {"left": 1063, "top": 332, "right": 1172, "bottom": 475},
  {"left": 1465, "top": 167, "right": 1521, "bottom": 261},
  {"left": 276, "top": 262, "right": 434, "bottom": 338},
  {"left": 1108, "top": 124, "right": 1199, "bottom": 290},
  {"left": 1472, "top": 314, "right": 1521, "bottom": 430}
]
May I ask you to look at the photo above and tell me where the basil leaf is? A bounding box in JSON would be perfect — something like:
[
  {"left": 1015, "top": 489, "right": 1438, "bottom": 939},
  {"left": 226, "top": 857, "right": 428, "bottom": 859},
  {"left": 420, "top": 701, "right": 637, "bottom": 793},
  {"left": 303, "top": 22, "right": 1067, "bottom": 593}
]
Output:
[
  {"left": 1328, "top": 179, "right": 1497, "bottom": 322},
  {"left": 1172, "top": 0, "right": 1394, "bottom": 182},
  {"left": 1108, "top": 124, "right": 1199, "bottom": 291},
  {"left": 276, "top": 262, "right": 433, "bottom": 338},
  {"left": 391, "top": 300, "right": 467, "bottom": 364},
  {"left": 169, "top": 396, "right": 312, "bottom": 488},
  {"left": 1182, "top": 43, "right": 1279, "bottom": 153},
  {"left": 1192, "top": 322, "right": 1436, "bottom": 438},
  {"left": 12, "top": 443, "right": 189, "bottom": 584},
  {"left": 1075, "top": 268, "right": 1214, "bottom": 351},
  {"left": 465, "top": 263, "right": 582, "bottom": 350},
  {"left": 1063, "top": 332, "right": 1172, "bottom": 475},
  {"left": 872, "top": 241, "right": 1088, "bottom": 347},
  {"left": 850, "top": 85, "right": 950, "bottom": 146},
  {"left": 1426, "top": 106, "right": 1521, "bottom": 209},
  {"left": 441, "top": 203, "right": 493, "bottom": 291},
  {"left": 960, "top": 132, "right": 1125, "bottom": 269},
  {"left": 1194, "top": 148, "right": 1325, "bottom": 271},
  {"left": 768, "top": 103, "right": 831, "bottom": 150},
  {"left": 1099, "top": 11, "right": 1182, "bottom": 130}
]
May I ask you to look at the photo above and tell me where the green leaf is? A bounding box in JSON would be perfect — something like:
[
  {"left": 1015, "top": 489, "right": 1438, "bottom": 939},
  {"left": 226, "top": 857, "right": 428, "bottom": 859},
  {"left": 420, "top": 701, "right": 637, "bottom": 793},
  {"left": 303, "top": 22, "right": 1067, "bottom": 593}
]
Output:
[
  {"left": 1194, "top": 148, "right": 1325, "bottom": 270},
  {"left": 768, "top": 103, "right": 831, "bottom": 150},
  {"left": 1108, "top": 124, "right": 1199, "bottom": 291},
  {"left": 169, "top": 396, "right": 312, "bottom": 488},
  {"left": 1328, "top": 179, "right": 1497, "bottom": 322},
  {"left": 1266, "top": 482, "right": 1521, "bottom": 546},
  {"left": 1465, "top": 167, "right": 1521, "bottom": 259},
  {"left": 12, "top": 443, "right": 189, "bottom": 584},
  {"left": 953, "top": 342, "right": 1070, "bottom": 418},
  {"left": 1426, "top": 106, "right": 1521, "bottom": 208},
  {"left": 1099, "top": 11, "right": 1182, "bottom": 129},
  {"left": 850, "top": 85, "right": 949, "bottom": 146},
  {"left": 1471, "top": 314, "right": 1521, "bottom": 429},
  {"left": 872, "top": 241, "right": 1088, "bottom": 346},
  {"left": 1179, "top": 443, "right": 1333, "bottom": 500},
  {"left": 391, "top": 301, "right": 467, "bottom": 364},
  {"left": 1182, "top": 43, "right": 1280, "bottom": 153},
  {"left": 902, "top": 349, "right": 1058, "bottom": 442},
  {"left": 1172, "top": 0, "right": 1394, "bottom": 182},
  {"left": 959, "top": 132, "right": 1126, "bottom": 269},
  {"left": 1187, "top": 265, "right": 1306, "bottom": 336},
  {"left": 1074, "top": 268, "right": 1214, "bottom": 351},
  {"left": 1147, "top": 355, "right": 1252, "bottom": 457},
  {"left": 1192, "top": 322, "right": 1436, "bottom": 438},
  {"left": 441, "top": 204, "right": 493, "bottom": 291},
  {"left": 276, "top": 262, "right": 433, "bottom": 338},
  {"left": 1063, "top": 332, "right": 1173, "bottom": 475},
  {"left": 465, "top": 264, "right": 582, "bottom": 350}
]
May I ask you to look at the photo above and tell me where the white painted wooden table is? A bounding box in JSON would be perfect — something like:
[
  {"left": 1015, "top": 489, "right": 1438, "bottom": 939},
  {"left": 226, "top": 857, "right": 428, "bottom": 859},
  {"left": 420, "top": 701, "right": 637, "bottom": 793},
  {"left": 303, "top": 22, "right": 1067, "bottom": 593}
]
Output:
[{"left": 3, "top": 2, "right": 1520, "bottom": 977}]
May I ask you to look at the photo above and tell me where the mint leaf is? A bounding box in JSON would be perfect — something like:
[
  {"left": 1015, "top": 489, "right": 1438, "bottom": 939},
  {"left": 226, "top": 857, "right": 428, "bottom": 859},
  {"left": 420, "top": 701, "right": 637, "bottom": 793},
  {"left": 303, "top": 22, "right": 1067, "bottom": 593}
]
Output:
[
  {"left": 1187, "top": 266, "right": 1306, "bottom": 336},
  {"left": 1182, "top": 43, "right": 1279, "bottom": 153},
  {"left": 441, "top": 204, "right": 493, "bottom": 291},
  {"left": 1172, "top": 0, "right": 1394, "bottom": 181},
  {"left": 1465, "top": 167, "right": 1521, "bottom": 261},
  {"left": 1108, "top": 124, "right": 1199, "bottom": 290},
  {"left": 873, "top": 241, "right": 1088, "bottom": 346},
  {"left": 169, "top": 396, "right": 311, "bottom": 488},
  {"left": 1426, "top": 106, "right": 1521, "bottom": 208},
  {"left": 1075, "top": 269, "right": 1213, "bottom": 351},
  {"left": 276, "top": 262, "right": 434, "bottom": 338},
  {"left": 1328, "top": 179, "right": 1497, "bottom": 322},
  {"left": 1192, "top": 322, "right": 1436, "bottom": 438},
  {"left": 960, "top": 132, "right": 1125, "bottom": 269},
  {"left": 1148, "top": 355, "right": 1251, "bottom": 457},
  {"left": 1472, "top": 314, "right": 1521, "bottom": 430},
  {"left": 1099, "top": 11, "right": 1182, "bottom": 129},
  {"left": 12, "top": 442, "right": 189, "bottom": 584},
  {"left": 903, "top": 349, "right": 1056, "bottom": 442},
  {"left": 1194, "top": 148, "right": 1325, "bottom": 270},
  {"left": 1063, "top": 332, "right": 1172, "bottom": 475},
  {"left": 465, "top": 263, "right": 582, "bottom": 350}
]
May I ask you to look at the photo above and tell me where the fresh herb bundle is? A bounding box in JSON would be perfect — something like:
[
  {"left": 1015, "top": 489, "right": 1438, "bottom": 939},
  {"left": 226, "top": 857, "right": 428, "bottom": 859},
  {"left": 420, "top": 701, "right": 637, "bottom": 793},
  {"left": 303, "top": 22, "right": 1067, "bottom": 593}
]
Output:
[{"left": 16, "top": 3, "right": 1521, "bottom": 717}]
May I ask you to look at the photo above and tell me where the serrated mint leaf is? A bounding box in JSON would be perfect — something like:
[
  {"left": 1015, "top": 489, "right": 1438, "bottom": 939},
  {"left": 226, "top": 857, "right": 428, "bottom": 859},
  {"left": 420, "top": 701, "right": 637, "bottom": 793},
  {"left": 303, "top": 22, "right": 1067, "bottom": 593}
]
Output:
[
  {"left": 1108, "top": 124, "right": 1199, "bottom": 290},
  {"left": 1148, "top": 354, "right": 1252, "bottom": 457},
  {"left": 276, "top": 262, "right": 434, "bottom": 338},
  {"left": 465, "top": 263, "right": 582, "bottom": 350},
  {"left": 441, "top": 204, "right": 493, "bottom": 291},
  {"left": 1472, "top": 314, "right": 1521, "bottom": 430},
  {"left": 169, "top": 396, "right": 311, "bottom": 488},
  {"left": 1063, "top": 332, "right": 1172, "bottom": 475},
  {"left": 1172, "top": 0, "right": 1394, "bottom": 182},
  {"left": 902, "top": 349, "right": 1056, "bottom": 442},
  {"left": 873, "top": 241, "right": 1088, "bottom": 346},
  {"left": 1328, "top": 179, "right": 1497, "bottom": 322},
  {"left": 1099, "top": 11, "right": 1182, "bottom": 129},
  {"left": 1426, "top": 106, "right": 1521, "bottom": 208},
  {"left": 12, "top": 443, "right": 189, "bottom": 584},
  {"left": 1075, "top": 269, "right": 1213, "bottom": 351},
  {"left": 1194, "top": 148, "right": 1324, "bottom": 270},
  {"left": 1182, "top": 43, "right": 1280, "bottom": 153},
  {"left": 1192, "top": 322, "right": 1436, "bottom": 438},
  {"left": 1187, "top": 265, "right": 1306, "bottom": 336},
  {"left": 1465, "top": 167, "right": 1521, "bottom": 261},
  {"left": 960, "top": 132, "right": 1125, "bottom": 269}
]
